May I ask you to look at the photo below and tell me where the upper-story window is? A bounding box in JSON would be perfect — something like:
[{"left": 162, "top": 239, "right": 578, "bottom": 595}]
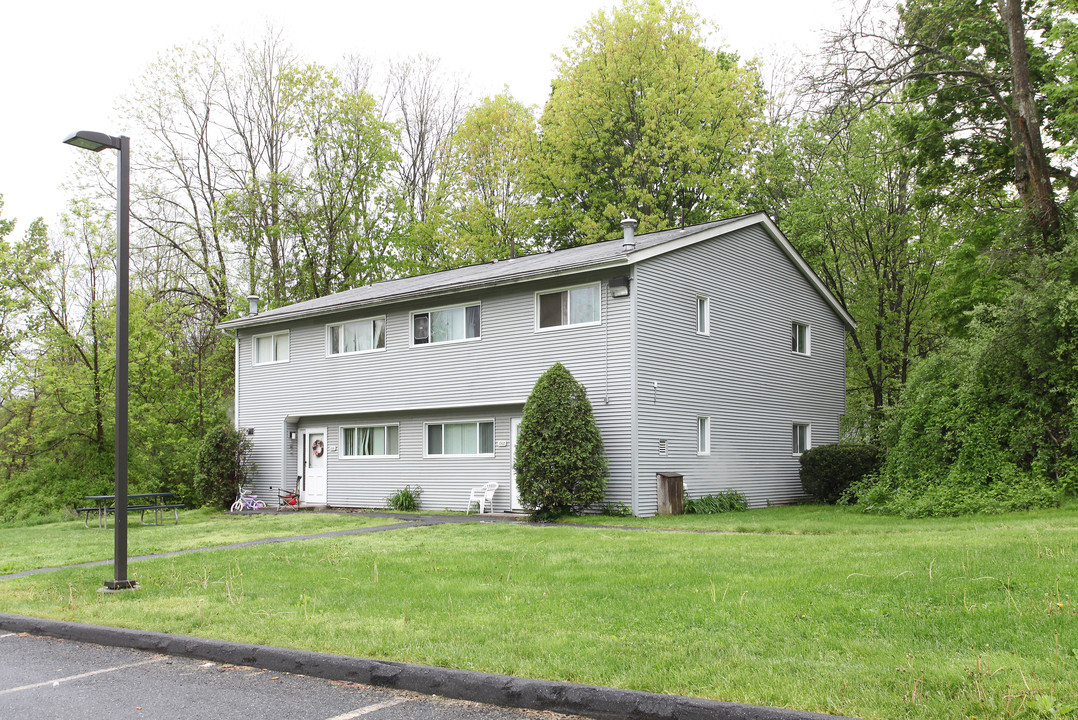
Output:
[
  {"left": 328, "top": 317, "right": 385, "bottom": 356},
  {"left": 697, "top": 296, "right": 710, "bottom": 335},
  {"left": 537, "top": 283, "right": 601, "bottom": 330},
  {"left": 412, "top": 303, "right": 481, "bottom": 345},
  {"left": 253, "top": 331, "right": 289, "bottom": 365},
  {"left": 792, "top": 322, "right": 811, "bottom": 355}
]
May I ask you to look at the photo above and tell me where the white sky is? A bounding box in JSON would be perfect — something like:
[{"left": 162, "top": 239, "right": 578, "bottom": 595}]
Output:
[{"left": 0, "top": 0, "right": 847, "bottom": 234}]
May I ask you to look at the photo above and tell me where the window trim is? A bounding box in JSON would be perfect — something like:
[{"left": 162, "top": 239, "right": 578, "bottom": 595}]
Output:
[
  {"left": 792, "top": 423, "right": 811, "bottom": 456},
  {"left": 252, "top": 330, "right": 289, "bottom": 366},
  {"left": 410, "top": 301, "right": 482, "bottom": 347},
  {"left": 697, "top": 416, "right": 711, "bottom": 456},
  {"left": 697, "top": 295, "right": 710, "bottom": 336},
  {"left": 792, "top": 322, "right": 811, "bottom": 356},
  {"left": 326, "top": 315, "right": 387, "bottom": 357},
  {"left": 339, "top": 423, "right": 400, "bottom": 459},
  {"left": 534, "top": 282, "right": 603, "bottom": 332},
  {"left": 423, "top": 420, "right": 496, "bottom": 458}
]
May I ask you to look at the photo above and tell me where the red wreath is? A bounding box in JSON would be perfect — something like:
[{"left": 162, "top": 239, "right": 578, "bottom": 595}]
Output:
[{"left": 311, "top": 439, "right": 324, "bottom": 457}]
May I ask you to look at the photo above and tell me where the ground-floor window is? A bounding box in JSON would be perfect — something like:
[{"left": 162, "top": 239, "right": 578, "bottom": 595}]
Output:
[
  {"left": 341, "top": 424, "right": 399, "bottom": 457},
  {"left": 697, "top": 416, "right": 710, "bottom": 455},
  {"left": 426, "top": 421, "right": 494, "bottom": 456},
  {"left": 792, "top": 423, "right": 811, "bottom": 456}
]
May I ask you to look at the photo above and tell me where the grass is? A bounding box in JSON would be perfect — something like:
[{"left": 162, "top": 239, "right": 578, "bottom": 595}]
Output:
[
  {"left": 0, "top": 505, "right": 1075, "bottom": 719},
  {"left": 0, "top": 509, "right": 398, "bottom": 575}
]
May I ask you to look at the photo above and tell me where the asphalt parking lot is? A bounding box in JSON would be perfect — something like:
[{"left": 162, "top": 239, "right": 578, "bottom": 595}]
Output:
[{"left": 0, "top": 632, "right": 570, "bottom": 720}]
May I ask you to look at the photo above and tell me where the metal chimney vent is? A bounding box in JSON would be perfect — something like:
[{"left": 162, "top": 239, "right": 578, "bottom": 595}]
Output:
[{"left": 621, "top": 217, "right": 638, "bottom": 252}]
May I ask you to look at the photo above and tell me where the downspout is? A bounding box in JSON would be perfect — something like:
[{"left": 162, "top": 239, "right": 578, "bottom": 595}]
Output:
[
  {"left": 629, "top": 276, "right": 639, "bottom": 516},
  {"left": 622, "top": 218, "right": 640, "bottom": 516}
]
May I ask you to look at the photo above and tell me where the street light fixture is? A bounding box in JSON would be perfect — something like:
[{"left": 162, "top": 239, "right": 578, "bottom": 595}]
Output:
[{"left": 63, "top": 130, "right": 135, "bottom": 591}]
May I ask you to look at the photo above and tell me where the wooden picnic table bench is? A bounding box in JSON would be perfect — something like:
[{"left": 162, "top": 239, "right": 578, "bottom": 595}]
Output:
[{"left": 77, "top": 493, "right": 184, "bottom": 528}]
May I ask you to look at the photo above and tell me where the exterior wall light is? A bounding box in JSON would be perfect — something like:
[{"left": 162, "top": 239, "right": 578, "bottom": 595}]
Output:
[{"left": 610, "top": 276, "right": 631, "bottom": 298}]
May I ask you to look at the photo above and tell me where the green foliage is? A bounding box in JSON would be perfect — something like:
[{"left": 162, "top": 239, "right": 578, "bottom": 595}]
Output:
[
  {"left": 194, "top": 425, "right": 255, "bottom": 510},
  {"left": 386, "top": 485, "right": 423, "bottom": 512},
  {"left": 799, "top": 444, "right": 884, "bottom": 505},
  {"left": 446, "top": 91, "right": 541, "bottom": 262},
  {"left": 514, "top": 363, "right": 608, "bottom": 520},
  {"left": 779, "top": 111, "right": 946, "bottom": 438},
  {"left": 532, "top": 0, "right": 763, "bottom": 245},
  {"left": 599, "top": 501, "right": 633, "bottom": 517},
  {"left": 683, "top": 490, "right": 748, "bottom": 514},
  {"left": 862, "top": 238, "right": 1078, "bottom": 516}
]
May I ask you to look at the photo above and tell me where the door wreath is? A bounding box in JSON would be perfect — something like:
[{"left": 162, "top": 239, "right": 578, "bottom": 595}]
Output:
[{"left": 311, "top": 439, "right": 324, "bottom": 457}]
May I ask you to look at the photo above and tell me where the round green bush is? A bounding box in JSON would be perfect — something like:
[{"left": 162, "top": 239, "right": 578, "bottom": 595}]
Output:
[
  {"left": 514, "top": 363, "right": 608, "bottom": 519},
  {"left": 799, "top": 443, "right": 883, "bottom": 504}
]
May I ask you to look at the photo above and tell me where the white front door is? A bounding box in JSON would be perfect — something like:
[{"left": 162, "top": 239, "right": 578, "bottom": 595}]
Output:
[
  {"left": 509, "top": 417, "right": 523, "bottom": 511},
  {"left": 302, "top": 428, "right": 328, "bottom": 504}
]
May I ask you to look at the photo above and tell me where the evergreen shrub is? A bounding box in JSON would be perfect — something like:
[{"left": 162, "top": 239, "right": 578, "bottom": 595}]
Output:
[
  {"left": 514, "top": 363, "right": 608, "bottom": 520},
  {"left": 194, "top": 424, "right": 254, "bottom": 509},
  {"left": 799, "top": 443, "right": 883, "bottom": 504}
]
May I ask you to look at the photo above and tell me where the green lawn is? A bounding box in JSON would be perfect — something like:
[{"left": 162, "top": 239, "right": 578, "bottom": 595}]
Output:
[
  {"left": 1, "top": 506, "right": 1075, "bottom": 719},
  {"left": 0, "top": 509, "right": 398, "bottom": 574}
]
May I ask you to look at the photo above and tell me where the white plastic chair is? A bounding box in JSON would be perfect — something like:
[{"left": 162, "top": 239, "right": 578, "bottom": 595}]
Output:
[{"left": 466, "top": 481, "right": 499, "bottom": 515}]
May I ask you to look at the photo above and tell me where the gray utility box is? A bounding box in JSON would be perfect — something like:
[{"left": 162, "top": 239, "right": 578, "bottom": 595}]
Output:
[{"left": 656, "top": 472, "right": 684, "bottom": 515}]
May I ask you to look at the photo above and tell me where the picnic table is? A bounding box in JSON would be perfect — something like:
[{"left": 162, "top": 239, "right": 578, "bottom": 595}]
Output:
[{"left": 77, "top": 493, "right": 184, "bottom": 528}]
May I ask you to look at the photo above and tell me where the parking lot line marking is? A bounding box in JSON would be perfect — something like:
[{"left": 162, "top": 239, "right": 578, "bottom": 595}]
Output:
[
  {"left": 324, "top": 698, "right": 408, "bottom": 720},
  {"left": 0, "top": 656, "right": 165, "bottom": 697}
]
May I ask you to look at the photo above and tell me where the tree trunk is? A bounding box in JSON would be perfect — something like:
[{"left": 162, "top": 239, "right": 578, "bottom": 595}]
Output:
[{"left": 998, "top": 0, "right": 1061, "bottom": 248}]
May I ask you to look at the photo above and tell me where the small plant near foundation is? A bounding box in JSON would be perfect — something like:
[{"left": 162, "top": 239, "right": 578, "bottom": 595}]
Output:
[
  {"left": 684, "top": 490, "right": 748, "bottom": 514},
  {"left": 386, "top": 485, "right": 423, "bottom": 511},
  {"left": 599, "top": 501, "right": 633, "bottom": 517}
]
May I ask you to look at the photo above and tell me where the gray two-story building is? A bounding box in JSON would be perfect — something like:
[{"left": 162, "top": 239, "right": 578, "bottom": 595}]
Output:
[{"left": 219, "top": 213, "right": 855, "bottom": 516}]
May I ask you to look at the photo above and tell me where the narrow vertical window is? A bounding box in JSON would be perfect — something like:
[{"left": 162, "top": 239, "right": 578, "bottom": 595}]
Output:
[
  {"left": 792, "top": 322, "right": 810, "bottom": 355},
  {"left": 792, "top": 423, "right": 810, "bottom": 455},
  {"left": 697, "top": 296, "right": 710, "bottom": 335},
  {"left": 697, "top": 416, "right": 710, "bottom": 455}
]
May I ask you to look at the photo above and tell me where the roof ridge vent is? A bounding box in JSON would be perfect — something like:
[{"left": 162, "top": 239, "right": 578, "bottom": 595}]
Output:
[{"left": 621, "top": 217, "right": 638, "bottom": 252}]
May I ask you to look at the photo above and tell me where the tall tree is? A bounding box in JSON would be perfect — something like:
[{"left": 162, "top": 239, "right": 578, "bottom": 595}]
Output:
[
  {"left": 817, "top": 0, "right": 1075, "bottom": 249},
  {"left": 446, "top": 92, "right": 540, "bottom": 262},
  {"left": 384, "top": 56, "right": 468, "bottom": 271},
  {"left": 533, "top": 0, "right": 764, "bottom": 245},
  {"left": 783, "top": 111, "right": 946, "bottom": 437},
  {"left": 279, "top": 63, "right": 399, "bottom": 298}
]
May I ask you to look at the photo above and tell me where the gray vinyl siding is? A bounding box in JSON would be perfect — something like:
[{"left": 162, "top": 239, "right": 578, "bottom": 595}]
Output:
[
  {"left": 634, "top": 225, "right": 847, "bottom": 514},
  {"left": 236, "top": 272, "right": 633, "bottom": 509}
]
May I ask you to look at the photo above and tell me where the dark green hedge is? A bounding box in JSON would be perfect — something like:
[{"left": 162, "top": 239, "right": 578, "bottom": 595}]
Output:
[{"left": 799, "top": 443, "right": 883, "bottom": 504}]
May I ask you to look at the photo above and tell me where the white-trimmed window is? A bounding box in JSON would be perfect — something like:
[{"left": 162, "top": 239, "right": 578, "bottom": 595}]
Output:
[
  {"left": 426, "top": 421, "right": 495, "bottom": 456},
  {"left": 412, "top": 303, "right": 481, "bottom": 345},
  {"left": 697, "top": 296, "right": 710, "bottom": 335},
  {"left": 697, "top": 416, "right": 711, "bottom": 455},
  {"left": 328, "top": 317, "right": 385, "bottom": 356},
  {"left": 341, "top": 425, "right": 399, "bottom": 457},
  {"left": 253, "top": 331, "right": 289, "bottom": 365},
  {"left": 792, "top": 322, "right": 811, "bottom": 355},
  {"left": 792, "top": 423, "right": 811, "bottom": 456},
  {"left": 537, "top": 283, "right": 601, "bottom": 329}
]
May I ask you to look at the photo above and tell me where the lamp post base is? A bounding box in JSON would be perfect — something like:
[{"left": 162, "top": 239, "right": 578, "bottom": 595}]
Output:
[{"left": 101, "top": 580, "right": 138, "bottom": 592}]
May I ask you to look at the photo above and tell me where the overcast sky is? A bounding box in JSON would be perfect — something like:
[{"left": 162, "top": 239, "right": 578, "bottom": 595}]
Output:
[{"left": 0, "top": 0, "right": 848, "bottom": 233}]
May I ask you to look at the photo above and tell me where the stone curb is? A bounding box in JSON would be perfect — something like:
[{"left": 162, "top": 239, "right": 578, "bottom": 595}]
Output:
[{"left": 0, "top": 614, "right": 859, "bottom": 720}]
